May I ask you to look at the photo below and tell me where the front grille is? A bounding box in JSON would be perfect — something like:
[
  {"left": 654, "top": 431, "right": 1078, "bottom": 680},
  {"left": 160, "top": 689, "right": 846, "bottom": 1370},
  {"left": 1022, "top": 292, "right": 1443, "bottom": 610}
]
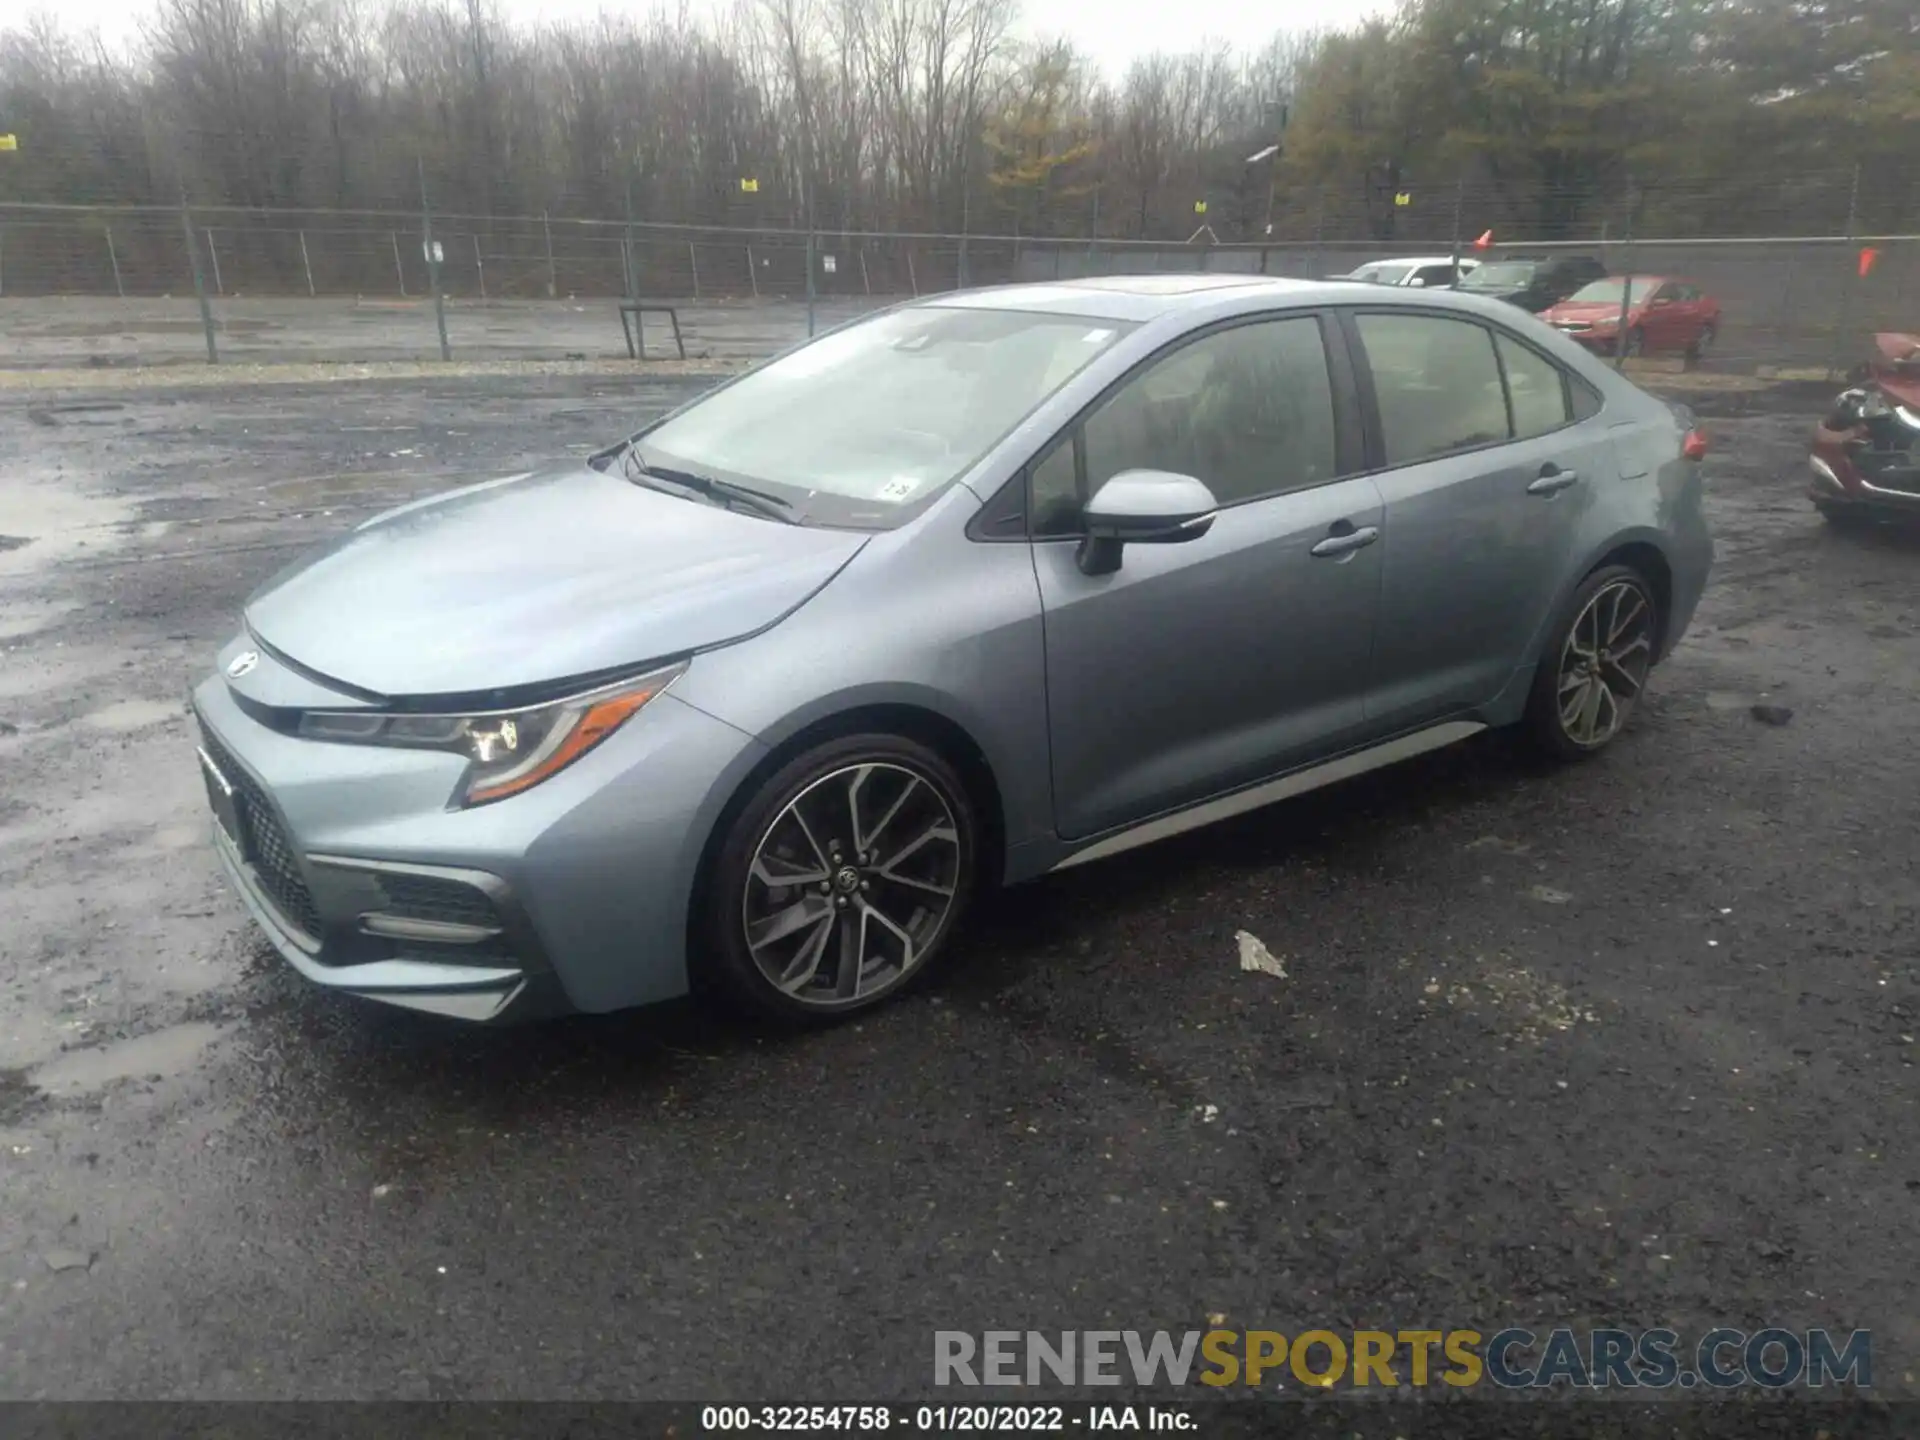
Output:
[
  {"left": 375, "top": 872, "right": 501, "bottom": 930},
  {"left": 200, "top": 726, "right": 323, "bottom": 940}
]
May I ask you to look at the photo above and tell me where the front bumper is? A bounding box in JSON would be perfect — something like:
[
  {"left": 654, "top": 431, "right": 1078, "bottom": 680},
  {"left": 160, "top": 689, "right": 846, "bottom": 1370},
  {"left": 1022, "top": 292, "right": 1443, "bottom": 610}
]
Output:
[
  {"left": 1809, "top": 443, "right": 1920, "bottom": 514},
  {"left": 191, "top": 652, "right": 766, "bottom": 1021}
]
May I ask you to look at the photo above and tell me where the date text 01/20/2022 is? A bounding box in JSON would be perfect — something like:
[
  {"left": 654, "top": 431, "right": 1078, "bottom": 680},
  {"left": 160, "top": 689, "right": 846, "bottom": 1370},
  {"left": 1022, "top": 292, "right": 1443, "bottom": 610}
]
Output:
[{"left": 699, "top": 1405, "right": 1192, "bottom": 1431}]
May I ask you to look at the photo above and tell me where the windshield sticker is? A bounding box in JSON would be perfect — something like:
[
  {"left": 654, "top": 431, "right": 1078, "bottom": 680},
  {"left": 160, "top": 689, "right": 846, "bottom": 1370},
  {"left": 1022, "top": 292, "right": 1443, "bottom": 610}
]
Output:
[
  {"left": 877, "top": 477, "right": 921, "bottom": 501},
  {"left": 1083, "top": 328, "right": 1114, "bottom": 344}
]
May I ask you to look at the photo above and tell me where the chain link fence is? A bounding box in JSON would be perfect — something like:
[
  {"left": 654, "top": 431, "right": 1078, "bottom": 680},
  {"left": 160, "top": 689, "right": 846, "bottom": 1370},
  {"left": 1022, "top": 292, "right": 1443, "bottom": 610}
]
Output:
[{"left": 1, "top": 200, "right": 1914, "bottom": 379}]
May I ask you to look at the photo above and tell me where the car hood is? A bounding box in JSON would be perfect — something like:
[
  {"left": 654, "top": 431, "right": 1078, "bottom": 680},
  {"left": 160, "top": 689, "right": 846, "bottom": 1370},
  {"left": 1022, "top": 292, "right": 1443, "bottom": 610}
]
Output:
[
  {"left": 1462, "top": 283, "right": 1535, "bottom": 302},
  {"left": 1546, "top": 302, "right": 1634, "bottom": 323},
  {"left": 243, "top": 463, "right": 870, "bottom": 698}
]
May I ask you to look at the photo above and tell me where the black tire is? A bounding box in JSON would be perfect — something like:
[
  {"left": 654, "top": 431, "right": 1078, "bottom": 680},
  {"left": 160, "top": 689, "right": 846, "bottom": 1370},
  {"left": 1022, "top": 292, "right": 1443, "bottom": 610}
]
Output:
[
  {"left": 1523, "top": 563, "right": 1661, "bottom": 761},
  {"left": 1683, "top": 324, "right": 1716, "bottom": 370},
  {"left": 1815, "top": 500, "right": 1867, "bottom": 528},
  {"left": 697, "top": 732, "right": 977, "bottom": 1024}
]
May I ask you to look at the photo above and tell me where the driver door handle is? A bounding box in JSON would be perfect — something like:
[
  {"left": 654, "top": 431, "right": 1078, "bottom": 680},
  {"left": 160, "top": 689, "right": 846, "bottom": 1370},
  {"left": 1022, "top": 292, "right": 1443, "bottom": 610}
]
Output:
[
  {"left": 1310, "top": 524, "right": 1380, "bottom": 558},
  {"left": 1527, "top": 464, "right": 1580, "bottom": 496}
]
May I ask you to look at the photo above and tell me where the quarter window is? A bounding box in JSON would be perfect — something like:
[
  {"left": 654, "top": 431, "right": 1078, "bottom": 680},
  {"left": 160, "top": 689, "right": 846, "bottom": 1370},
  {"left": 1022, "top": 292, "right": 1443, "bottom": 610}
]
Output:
[{"left": 1355, "top": 313, "right": 1510, "bottom": 465}]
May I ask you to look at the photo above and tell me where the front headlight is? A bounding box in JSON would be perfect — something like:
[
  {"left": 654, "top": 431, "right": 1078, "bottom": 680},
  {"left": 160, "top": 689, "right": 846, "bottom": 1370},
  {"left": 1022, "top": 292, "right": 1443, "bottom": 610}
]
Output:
[{"left": 297, "top": 662, "right": 685, "bottom": 806}]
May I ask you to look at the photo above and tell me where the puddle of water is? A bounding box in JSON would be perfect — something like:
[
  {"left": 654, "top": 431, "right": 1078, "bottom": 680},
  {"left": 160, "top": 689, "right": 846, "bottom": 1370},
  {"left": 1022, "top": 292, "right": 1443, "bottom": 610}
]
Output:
[
  {"left": 78, "top": 698, "right": 183, "bottom": 733},
  {"left": 0, "top": 472, "right": 137, "bottom": 577},
  {"left": 0, "top": 598, "right": 75, "bottom": 641},
  {"left": 29, "top": 1021, "right": 229, "bottom": 1097}
]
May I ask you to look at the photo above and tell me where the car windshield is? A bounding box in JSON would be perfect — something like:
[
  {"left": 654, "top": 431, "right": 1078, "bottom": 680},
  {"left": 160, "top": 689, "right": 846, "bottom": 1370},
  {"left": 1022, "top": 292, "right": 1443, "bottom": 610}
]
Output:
[
  {"left": 1461, "top": 262, "right": 1539, "bottom": 290},
  {"left": 1566, "top": 278, "right": 1658, "bottom": 304},
  {"left": 634, "top": 306, "right": 1132, "bottom": 528},
  {"left": 1349, "top": 262, "right": 1414, "bottom": 285}
]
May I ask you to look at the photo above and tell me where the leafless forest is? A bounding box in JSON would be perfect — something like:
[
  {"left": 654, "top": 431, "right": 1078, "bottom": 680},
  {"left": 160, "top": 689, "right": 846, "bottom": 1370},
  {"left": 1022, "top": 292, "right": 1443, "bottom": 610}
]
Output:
[{"left": 0, "top": 0, "right": 1914, "bottom": 242}]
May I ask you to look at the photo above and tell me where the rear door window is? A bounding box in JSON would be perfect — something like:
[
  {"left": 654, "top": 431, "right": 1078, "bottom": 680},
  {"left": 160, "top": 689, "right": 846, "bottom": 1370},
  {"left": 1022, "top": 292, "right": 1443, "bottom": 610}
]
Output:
[
  {"left": 1354, "top": 313, "right": 1510, "bottom": 465},
  {"left": 1495, "top": 333, "right": 1572, "bottom": 439}
]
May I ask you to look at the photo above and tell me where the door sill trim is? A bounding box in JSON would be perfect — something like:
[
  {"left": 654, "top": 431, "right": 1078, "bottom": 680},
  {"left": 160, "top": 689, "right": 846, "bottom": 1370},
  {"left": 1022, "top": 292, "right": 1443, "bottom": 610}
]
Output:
[{"left": 1049, "top": 720, "right": 1487, "bottom": 871}]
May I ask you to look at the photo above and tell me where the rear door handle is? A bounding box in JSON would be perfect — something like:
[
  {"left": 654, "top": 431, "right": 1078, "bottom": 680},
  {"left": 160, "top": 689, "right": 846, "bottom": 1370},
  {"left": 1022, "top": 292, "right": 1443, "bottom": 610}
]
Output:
[
  {"left": 1310, "top": 524, "right": 1380, "bottom": 558},
  {"left": 1527, "top": 466, "right": 1580, "bottom": 496}
]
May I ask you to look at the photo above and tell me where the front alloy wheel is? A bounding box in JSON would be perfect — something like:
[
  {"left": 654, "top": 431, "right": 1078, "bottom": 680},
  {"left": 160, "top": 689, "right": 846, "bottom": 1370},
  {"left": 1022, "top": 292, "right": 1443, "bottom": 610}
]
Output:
[
  {"left": 704, "top": 735, "right": 976, "bottom": 1020},
  {"left": 1527, "top": 565, "right": 1658, "bottom": 758}
]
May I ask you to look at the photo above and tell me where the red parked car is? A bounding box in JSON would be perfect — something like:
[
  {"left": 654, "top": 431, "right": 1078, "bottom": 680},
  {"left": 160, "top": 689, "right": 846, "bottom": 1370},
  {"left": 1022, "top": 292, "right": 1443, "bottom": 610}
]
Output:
[
  {"left": 1810, "top": 331, "right": 1920, "bottom": 523},
  {"left": 1542, "top": 276, "right": 1722, "bottom": 364}
]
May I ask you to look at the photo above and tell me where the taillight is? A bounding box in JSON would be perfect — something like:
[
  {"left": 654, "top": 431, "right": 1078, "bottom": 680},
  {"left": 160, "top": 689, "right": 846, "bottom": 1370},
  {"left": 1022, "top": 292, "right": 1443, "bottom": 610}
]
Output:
[{"left": 1682, "top": 429, "right": 1710, "bottom": 461}]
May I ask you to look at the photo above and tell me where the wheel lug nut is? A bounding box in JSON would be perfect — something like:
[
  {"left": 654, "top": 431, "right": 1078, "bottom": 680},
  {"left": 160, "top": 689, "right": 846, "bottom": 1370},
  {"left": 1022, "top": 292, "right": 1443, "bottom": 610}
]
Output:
[
  {"left": 835, "top": 896, "right": 848, "bottom": 909},
  {"left": 860, "top": 879, "right": 870, "bottom": 891},
  {"left": 818, "top": 881, "right": 832, "bottom": 894}
]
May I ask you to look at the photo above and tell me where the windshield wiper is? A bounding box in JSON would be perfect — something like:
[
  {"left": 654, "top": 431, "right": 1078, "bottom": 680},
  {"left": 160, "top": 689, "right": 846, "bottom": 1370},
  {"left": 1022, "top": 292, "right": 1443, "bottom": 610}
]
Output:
[{"left": 623, "top": 451, "right": 800, "bottom": 524}]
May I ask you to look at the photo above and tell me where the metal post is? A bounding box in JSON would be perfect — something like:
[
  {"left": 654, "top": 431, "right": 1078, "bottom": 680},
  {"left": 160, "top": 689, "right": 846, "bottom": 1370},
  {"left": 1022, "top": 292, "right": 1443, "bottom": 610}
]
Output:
[
  {"left": 623, "top": 179, "right": 637, "bottom": 303},
  {"left": 805, "top": 228, "right": 817, "bottom": 337},
  {"left": 542, "top": 210, "right": 557, "bottom": 298},
  {"left": 747, "top": 244, "right": 759, "bottom": 298},
  {"left": 204, "top": 228, "right": 223, "bottom": 295},
  {"left": 688, "top": 241, "right": 701, "bottom": 299},
  {"left": 859, "top": 246, "right": 870, "bottom": 295},
  {"left": 1310, "top": 192, "right": 1325, "bottom": 281},
  {"left": 1613, "top": 177, "right": 1636, "bottom": 371},
  {"left": 180, "top": 200, "right": 217, "bottom": 363},
  {"left": 471, "top": 233, "right": 486, "bottom": 300},
  {"left": 959, "top": 155, "right": 971, "bottom": 289},
  {"left": 298, "top": 230, "right": 315, "bottom": 296},
  {"left": 906, "top": 247, "right": 918, "bottom": 297},
  {"left": 1831, "top": 163, "right": 1863, "bottom": 383},
  {"left": 391, "top": 231, "right": 407, "bottom": 296},
  {"left": 0, "top": 225, "right": 6, "bottom": 296},
  {"left": 419, "top": 157, "right": 450, "bottom": 361},
  {"left": 104, "top": 225, "right": 124, "bottom": 298},
  {"left": 1089, "top": 185, "right": 1101, "bottom": 264},
  {"left": 1448, "top": 174, "right": 1465, "bottom": 287}
]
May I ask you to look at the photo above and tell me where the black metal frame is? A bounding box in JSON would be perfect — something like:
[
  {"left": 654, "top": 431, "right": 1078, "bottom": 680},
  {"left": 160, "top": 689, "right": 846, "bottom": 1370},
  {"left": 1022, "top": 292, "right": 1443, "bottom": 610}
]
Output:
[{"left": 618, "top": 302, "right": 687, "bottom": 361}]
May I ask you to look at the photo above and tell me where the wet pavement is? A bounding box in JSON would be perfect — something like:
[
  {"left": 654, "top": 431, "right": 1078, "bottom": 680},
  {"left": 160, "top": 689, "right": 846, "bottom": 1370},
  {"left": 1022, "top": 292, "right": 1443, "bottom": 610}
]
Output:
[{"left": 0, "top": 375, "right": 1916, "bottom": 1399}]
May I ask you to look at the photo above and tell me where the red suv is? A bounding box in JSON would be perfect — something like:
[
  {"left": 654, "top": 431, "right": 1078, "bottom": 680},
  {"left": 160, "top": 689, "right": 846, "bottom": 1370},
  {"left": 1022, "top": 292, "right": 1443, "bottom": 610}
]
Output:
[{"left": 1542, "top": 277, "right": 1722, "bottom": 364}]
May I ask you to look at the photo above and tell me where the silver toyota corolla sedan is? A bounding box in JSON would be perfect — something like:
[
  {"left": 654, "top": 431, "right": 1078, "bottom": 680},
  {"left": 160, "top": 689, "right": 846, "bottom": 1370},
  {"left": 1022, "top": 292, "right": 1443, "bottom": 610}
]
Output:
[{"left": 192, "top": 274, "right": 1712, "bottom": 1025}]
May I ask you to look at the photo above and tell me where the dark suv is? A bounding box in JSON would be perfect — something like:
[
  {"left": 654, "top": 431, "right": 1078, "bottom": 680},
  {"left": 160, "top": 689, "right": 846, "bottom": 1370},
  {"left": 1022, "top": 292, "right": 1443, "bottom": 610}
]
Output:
[{"left": 1459, "top": 255, "right": 1608, "bottom": 313}]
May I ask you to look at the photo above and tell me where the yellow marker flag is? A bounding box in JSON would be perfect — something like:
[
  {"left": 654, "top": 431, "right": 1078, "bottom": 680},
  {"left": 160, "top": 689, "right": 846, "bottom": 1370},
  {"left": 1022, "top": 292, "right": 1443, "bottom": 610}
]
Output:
[
  {"left": 739, "top": 176, "right": 759, "bottom": 193},
  {"left": 1394, "top": 191, "right": 1411, "bottom": 207},
  {"left": 0, "top": 135, "right": 19, "bottom": 152},
  {"left": 1193, "top": 199, "right": 1207, "bottom": 215}
]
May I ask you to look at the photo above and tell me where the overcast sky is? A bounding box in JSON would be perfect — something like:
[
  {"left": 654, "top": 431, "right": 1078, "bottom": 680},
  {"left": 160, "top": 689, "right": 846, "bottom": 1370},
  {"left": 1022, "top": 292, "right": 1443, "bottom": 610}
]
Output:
[{"left": 8, "top": 0, "right": 1391, "bottom": 79}]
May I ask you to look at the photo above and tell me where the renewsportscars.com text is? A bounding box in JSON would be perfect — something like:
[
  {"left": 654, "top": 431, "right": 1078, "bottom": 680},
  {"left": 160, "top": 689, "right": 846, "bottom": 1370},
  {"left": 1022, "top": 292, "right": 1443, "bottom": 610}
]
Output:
[{"left": 933, "top": 1328, "right": 1872, "bottom": 1390}]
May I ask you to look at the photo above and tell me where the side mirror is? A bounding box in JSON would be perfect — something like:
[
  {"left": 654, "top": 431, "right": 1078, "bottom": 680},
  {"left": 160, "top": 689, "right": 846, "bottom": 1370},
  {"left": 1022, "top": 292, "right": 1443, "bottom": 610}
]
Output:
[
  {"left": 1076, "top": 470, "right": 1218, "bottom": 576},
  {"left": 1652, "top": 295, "right": 1674, "bottom": 307},
  {"left": 1407, "top": 276, "right": 1427, "bottom": 288}
]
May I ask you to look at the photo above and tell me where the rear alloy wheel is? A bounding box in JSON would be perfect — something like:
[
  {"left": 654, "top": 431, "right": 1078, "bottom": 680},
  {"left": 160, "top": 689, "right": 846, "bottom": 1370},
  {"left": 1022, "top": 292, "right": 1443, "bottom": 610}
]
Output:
[
  {"left": 702, "top": 734, "right": 976, "bottom": 1022},
  {"left": 1525, "top": 565, "right": 1659, "bottom": 759}
]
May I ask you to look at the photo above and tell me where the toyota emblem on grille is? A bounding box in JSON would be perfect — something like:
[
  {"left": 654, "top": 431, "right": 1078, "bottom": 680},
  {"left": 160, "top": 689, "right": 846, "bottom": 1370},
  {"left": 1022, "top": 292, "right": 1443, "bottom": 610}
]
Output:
[{"left": 227, "top": 650, "right": 259, "bottom": 679}]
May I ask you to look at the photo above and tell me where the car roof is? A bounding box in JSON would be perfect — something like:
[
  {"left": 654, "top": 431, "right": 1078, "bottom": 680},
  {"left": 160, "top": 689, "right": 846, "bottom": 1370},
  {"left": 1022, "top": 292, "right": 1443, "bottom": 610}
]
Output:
[
  {"left": 926, "top": 274, "right": 1311, "bottom": 322},
  {"left": 1355, "top": 255, "right": 1474, "bottom": 267},
  {"left": 917, "top": 274, "right": 1535, "bottom": 324}
]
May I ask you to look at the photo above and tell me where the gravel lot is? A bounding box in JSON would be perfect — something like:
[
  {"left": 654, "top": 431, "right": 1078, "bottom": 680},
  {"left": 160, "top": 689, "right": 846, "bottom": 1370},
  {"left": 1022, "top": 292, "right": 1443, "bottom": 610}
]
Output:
[{"left": 0, "top": 370, "right": 1915, "bottom": 1410}]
